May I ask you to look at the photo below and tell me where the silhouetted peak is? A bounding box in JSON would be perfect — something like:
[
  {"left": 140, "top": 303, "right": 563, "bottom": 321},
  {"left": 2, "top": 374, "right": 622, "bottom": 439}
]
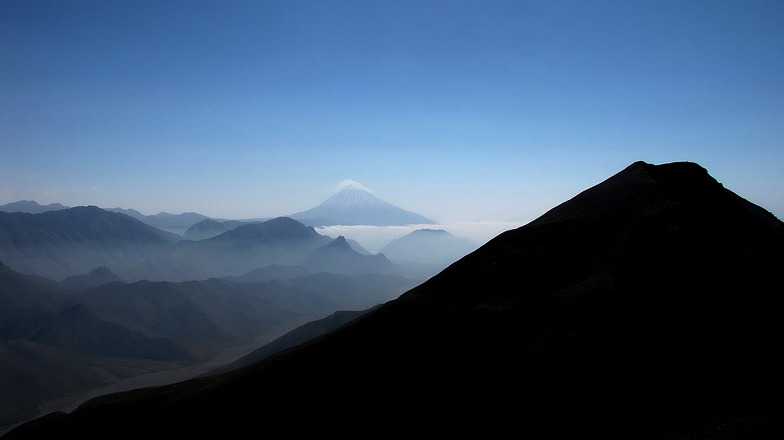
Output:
[
  {"left": 530, "top": 161, "right": 734, "bottom": 226},
  {"left": 619, "top": 161, "right": 717, "bottom": 189}
]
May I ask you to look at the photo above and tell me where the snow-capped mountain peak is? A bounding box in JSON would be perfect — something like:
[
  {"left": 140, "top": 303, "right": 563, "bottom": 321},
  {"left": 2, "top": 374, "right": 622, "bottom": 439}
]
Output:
[{"left": 290, "top": 182, "right": 435, "bottom": 227}]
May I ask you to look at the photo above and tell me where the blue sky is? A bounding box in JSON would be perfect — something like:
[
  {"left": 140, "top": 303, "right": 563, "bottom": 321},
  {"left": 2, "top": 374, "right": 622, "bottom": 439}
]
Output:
[{"left": 2, "top": 0, "right": 783, "bottom": 226}]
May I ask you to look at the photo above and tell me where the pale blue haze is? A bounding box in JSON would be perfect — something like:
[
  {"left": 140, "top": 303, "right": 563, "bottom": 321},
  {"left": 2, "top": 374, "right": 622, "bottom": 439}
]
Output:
[{"left": 2, "top": 1, "right": 783, "bottom": 229}]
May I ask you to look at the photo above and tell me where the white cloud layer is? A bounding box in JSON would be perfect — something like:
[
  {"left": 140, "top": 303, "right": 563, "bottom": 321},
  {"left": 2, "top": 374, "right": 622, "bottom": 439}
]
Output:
[{"left": 316, "top": 220, "right": 524, "bottom": 253}]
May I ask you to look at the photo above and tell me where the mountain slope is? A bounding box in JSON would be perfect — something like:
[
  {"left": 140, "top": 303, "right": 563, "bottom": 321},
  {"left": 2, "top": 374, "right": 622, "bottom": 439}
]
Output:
[
  {"left": 290, "top": 184, "right": 435, "bottom": 226},
  {"left": 7, "top": 161, "right": 784, "bottom": 439},
  {"left": 207, "top": 306, "right": 378, "bottom": 375}
]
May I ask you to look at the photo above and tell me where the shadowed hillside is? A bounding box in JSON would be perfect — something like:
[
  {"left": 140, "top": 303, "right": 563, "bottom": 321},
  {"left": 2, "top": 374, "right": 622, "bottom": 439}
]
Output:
[
  {"left": 6, "top": 161, "right": 784, "bottom": 439},
  {"left": 0, "top": 261, "right": 415, "bottom": 433}
]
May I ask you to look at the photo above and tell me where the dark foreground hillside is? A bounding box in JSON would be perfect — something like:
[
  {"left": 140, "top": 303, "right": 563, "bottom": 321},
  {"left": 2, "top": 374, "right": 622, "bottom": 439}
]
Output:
[{"left": 7, "top": 161, "right": 784, "bottom": 439}]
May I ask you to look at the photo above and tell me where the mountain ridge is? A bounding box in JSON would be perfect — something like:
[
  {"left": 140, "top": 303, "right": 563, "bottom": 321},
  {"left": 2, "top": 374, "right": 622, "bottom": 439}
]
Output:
[
  {"left": 0, "top": 201, "right": 69, "bottom": 214},
  {"left": 0, "top": 207, "right": 179, "bottom": 280}
]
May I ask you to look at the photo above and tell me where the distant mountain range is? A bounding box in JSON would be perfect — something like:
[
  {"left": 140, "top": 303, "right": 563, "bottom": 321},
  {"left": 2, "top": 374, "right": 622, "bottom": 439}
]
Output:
[
  {"left": 2, "top": 182, "right": 436, "bottom": 234},
  {"left": 8, "top": 161, "right": 783, "bottom": 439},
  {"left": 0, "top": 206, "right": 178, "bottom": 280},
  {"left": 0, "top": 201, "right": 212, "bottom": 235},
  {"left": 103, "top": 208, "right": 212, "bottom": 235},
  {"left": 122, "top": 217, "right": 400, "bottom": 282},
  {"left": 0, "top": 191, "right": 469, "bottom": 433},
  {"left": 0, "top": 206, "right": 402, "bottom": 281},
  {"left": 290, "top": 183, "right": 435, "bottom": 226},
  {"left": 0, "top": 201, "right": 69, "bottom": 214}
]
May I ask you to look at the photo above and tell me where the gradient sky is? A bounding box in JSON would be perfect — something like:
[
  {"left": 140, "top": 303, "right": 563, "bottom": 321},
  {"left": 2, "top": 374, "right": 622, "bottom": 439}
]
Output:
[{"left": 2, "top": 0, "right": 783, "bottom": 225}]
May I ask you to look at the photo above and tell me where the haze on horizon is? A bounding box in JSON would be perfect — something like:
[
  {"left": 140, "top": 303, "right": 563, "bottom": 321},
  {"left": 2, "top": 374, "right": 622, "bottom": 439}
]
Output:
[{"left": 2, "top": 1, "right": 782, "bottom": 224}]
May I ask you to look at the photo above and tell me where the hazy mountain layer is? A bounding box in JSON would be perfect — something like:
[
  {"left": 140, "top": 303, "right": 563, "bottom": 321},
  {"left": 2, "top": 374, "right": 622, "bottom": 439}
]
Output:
[
  {"left": 0, "top": 201, "right": 69, "bottom": 214},
  {"left": 182, "top": 219, "right": 249, "bottom": 240},
  {"left": 0, "top": 260, "right": 415, "bottom": 432},
  {"left": 0, "top": 207, "right": 178, "bottom": 280},
  {"left": 9, "top": 162, "right": 783, "bottom": 439},
  {"left": 121, "top": 218, "right": 400, "bottom": 281},
  {"left": 0, "top": 202, "right": 213, "bottom": 236},
  {"left": 304, "top": 236, "right": 399, "bottom": 276},
  {"left": 379, "top": 228, "right": 478, "bottom": 278},
  {"left": 104, "top": 208, "right": 210, "bottom": 235}
]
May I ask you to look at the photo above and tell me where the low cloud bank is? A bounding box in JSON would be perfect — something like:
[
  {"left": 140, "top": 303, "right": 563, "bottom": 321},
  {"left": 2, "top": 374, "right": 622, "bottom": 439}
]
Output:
[{"left": 317, "top": 220, "right": 525, "bottom": 254}]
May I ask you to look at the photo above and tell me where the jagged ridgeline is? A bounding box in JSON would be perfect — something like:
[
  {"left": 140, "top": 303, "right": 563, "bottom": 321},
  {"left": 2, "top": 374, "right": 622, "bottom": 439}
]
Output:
[{"left": 6, "top": 161, "right": 784, "bottom": 439}]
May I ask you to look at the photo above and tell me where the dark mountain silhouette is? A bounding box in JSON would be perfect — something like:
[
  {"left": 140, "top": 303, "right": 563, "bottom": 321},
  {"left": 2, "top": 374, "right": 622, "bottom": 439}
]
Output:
[
  {"left": 0, "top": 206, "right": 179, "bottom": 280},
  {"left": 304, "top": 236, "right": 400, "bottom": 276},
  {"left": 290, "top": 183, "right": 435, "bottom": 226},
  {"left": 379, "top": 228, "right": 478, "bottom": 279},
  {"left": 8, "top": 161, "right": 784, "bottom": 439},
  {"left": 0, "top": 201, "right": 69, "bottom": 214}
]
